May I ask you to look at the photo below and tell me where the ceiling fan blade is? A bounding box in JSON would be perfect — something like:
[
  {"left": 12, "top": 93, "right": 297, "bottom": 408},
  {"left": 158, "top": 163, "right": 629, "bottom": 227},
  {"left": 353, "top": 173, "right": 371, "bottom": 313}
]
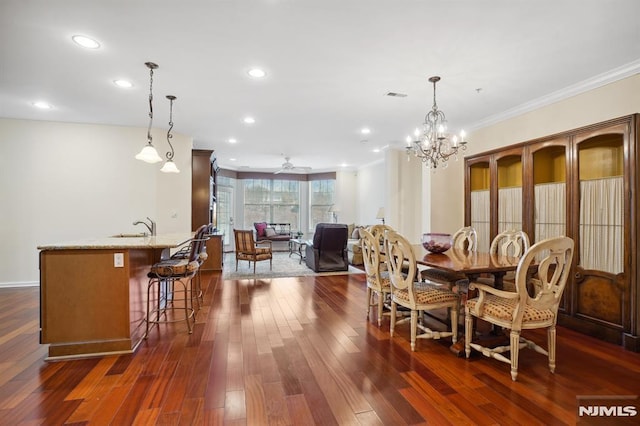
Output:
[{"left": 274, "top": 168, "right": 285, "bottom": 174}]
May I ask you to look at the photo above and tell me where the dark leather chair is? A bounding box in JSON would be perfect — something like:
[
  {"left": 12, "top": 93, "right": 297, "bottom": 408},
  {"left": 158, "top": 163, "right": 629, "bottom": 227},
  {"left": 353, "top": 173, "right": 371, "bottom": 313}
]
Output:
[{"left": 305, "top": 223, "right": 349, "bottom": 272}]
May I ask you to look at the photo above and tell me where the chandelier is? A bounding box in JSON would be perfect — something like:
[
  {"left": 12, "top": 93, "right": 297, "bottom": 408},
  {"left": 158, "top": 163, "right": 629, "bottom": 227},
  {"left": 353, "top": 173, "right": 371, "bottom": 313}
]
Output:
[
  {"left": 135, "top": 62, "right": 163, "bottom": 163},
  {"left": 406, "top": 76, "right": 467, "bottom": 169}
]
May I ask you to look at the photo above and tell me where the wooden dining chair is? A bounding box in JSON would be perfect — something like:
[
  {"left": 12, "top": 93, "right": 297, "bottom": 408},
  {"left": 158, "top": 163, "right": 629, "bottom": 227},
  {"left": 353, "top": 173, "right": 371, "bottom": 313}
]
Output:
[
  {"left": 465, "top": 236, "right": 574, "bottom": 381},
  {"left": 361, "top": 228, "right": 391, "bottom": 326},
  {"left": 384, "top": 230, "right": 459, "bottom": 351},
  {"left": 367, "top": 223, "right": 395, "bottom": 268},
  {"left": 475, "top": 229, "right": 530, "bottom": 291},
  {"left": 421, "top": 226, "right": 478, "bottom": 290}
]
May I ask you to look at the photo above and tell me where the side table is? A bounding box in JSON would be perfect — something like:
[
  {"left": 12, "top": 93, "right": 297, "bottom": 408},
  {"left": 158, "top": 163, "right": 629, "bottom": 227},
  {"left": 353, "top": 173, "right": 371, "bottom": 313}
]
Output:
[{"left": 289, "top": 238, "right": 308, "bottom": 264}]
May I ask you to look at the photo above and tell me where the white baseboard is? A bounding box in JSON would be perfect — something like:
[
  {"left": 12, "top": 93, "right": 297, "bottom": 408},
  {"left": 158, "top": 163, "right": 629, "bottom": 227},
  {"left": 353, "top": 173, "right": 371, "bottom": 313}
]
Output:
[{"left": 0, "top": 281, "right": 39, "bottom": 288}]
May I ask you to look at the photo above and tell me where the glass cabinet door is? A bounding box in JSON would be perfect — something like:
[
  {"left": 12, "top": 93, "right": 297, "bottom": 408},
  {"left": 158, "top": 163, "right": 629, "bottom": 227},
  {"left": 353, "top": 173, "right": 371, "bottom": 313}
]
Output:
[
  {"left": 532, "top": 144, "right": 567, "bottom": 243},
  {"left": 468, "top": 161, "right": 491, "bottom": 251},
  {"left": 497, "top": 154, "right": 523, "bottom": 234},
  {"left": 577, "top": 135, "right": 624, "bottom": 275},
  {"left": 573, "top": 125, "right": 628, "bottom": 332}
]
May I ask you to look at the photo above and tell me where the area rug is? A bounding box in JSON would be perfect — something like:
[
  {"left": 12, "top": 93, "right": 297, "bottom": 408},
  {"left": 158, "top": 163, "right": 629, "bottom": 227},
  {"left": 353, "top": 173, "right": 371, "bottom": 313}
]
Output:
[{"left": 223, "top": 251, "right": 364, "bottom": 280}]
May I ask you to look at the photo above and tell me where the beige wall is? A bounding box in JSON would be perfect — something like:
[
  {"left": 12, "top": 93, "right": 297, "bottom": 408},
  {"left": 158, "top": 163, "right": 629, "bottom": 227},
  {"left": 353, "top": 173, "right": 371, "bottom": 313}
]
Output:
[
  {"left": 386, "top": 149, "right": 423, "bottom": 244},
  {"left": 430, "top": 74, "right": 640, "bottom": 233},
  {"left": 0, "top": 118, "right": 192, "bottom": 286},
  {"left": 354, "top": 160, "right": 385, "bottom": 226}
]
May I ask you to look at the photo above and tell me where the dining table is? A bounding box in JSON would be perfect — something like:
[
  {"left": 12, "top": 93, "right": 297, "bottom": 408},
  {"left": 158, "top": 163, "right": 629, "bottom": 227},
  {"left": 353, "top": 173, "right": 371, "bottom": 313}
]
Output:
[
  {"left": 413, "top": 245, "right": 521, "bottom": 289},
  {"left": 412, "top": 245, "right": 524, "bottom": 355}
]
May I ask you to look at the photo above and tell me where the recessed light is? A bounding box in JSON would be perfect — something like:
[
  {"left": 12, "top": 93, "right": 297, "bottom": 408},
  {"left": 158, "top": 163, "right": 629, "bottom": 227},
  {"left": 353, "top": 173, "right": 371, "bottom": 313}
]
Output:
[
  {"left": 113, "top": 79, "right": 133, "bottom": 88},
  {"left": 341, "top": 163, "right": 348, "bottom": 168},
  {"left": 230, "top": 158, "right": 237, "bottom": 161},
  {"left": 228, "top": 138, "right": 237, "bottom": 144},
  {"left": 71, "top": 35, "right": 100, "bottom": 49},
  {"left": 243, "top": 117, "right": 255, "bottom": 124},
  {"left": 32, "top": 101, "right": 52, "bottom": 109},
  {"left": 361, "top": 127, "right": 371, "bottom": 135},
  {"left": 373, "top": 148, "right": 381, "bottom": 153},
  {"left": 247, "top": 68, "right": 266, "bottom": 78}
]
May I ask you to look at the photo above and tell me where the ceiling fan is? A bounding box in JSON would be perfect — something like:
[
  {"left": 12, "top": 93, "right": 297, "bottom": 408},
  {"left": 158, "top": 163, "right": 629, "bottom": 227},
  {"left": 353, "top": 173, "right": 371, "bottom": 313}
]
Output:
[{"left": 274, "top": 156, "right": 312, "bottom": 174}]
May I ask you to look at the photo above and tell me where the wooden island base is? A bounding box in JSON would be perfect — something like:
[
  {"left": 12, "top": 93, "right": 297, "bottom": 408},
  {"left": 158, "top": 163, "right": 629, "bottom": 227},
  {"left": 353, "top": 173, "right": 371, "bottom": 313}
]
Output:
[{"left": 38, "top": 234, "right": 192, "bottom": 360}]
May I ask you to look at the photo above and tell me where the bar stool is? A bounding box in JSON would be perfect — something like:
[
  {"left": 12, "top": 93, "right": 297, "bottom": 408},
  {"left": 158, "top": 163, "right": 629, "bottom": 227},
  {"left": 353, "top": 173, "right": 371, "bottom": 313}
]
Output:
[
  {"left": 171, "top": 224, "right": 210, "bottom": 311},
  {"left": 144, "top": 226, "right": 207, "bottom": 338}
]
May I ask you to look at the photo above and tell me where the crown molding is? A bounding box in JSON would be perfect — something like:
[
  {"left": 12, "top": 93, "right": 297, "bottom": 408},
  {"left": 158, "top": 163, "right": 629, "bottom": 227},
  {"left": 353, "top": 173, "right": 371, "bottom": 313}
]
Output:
[{"left": 469, "top": 59, "right": 640, "bottom": 130}]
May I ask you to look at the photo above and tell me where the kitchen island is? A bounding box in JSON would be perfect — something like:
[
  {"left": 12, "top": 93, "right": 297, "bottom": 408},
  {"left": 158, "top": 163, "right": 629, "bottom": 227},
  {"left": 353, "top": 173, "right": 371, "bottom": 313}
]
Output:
[{"left": 38, "top": 233, "right": 193, "bottom": 360}]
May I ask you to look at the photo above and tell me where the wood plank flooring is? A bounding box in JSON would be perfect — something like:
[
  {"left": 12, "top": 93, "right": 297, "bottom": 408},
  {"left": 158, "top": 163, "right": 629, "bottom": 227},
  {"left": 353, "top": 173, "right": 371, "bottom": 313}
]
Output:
[{"left": 1, "top": 272, "right": 639, "bottom": 425}]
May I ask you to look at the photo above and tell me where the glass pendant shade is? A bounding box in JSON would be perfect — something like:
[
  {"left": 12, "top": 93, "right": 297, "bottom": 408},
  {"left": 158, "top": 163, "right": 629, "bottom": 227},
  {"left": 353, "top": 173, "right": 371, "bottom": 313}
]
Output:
[
  {"left": 135, "top": 144, "right": 163, "bottom": 163},
  {"left": 160, "top": 159, "right": 180, "bottom": 173}
]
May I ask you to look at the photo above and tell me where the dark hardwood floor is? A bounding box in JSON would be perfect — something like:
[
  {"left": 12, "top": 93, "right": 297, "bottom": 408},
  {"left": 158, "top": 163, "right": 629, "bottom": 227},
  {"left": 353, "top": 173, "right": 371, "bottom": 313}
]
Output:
[{"left": 1, "top": 272, "right": 639, "bottom": 425}]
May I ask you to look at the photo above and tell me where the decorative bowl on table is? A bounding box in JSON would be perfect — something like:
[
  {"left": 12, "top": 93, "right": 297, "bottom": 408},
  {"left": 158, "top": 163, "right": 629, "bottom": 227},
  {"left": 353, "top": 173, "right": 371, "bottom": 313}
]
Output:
[{"left": 422, "top": 233, "right": 453, "bottom": 253}]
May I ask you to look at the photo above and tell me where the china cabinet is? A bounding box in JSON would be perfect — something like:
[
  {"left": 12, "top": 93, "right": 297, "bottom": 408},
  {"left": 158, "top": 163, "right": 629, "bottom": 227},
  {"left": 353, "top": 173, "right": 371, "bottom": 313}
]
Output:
[{"left": 464, "top": 114, "right": 638, "bottom": 350}]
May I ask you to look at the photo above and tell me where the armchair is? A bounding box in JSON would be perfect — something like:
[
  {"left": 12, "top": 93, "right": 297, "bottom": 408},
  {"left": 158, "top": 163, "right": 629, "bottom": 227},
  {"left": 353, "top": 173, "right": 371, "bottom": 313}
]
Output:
[
  {"left": 465, "top": 236, "right": 574, "bottom": 381},
  {"left": 305, "top": 223, "right": 349, "bottom": 272},
  {"left": 234, "top": 229, "right": 273, "bottom": 273}
]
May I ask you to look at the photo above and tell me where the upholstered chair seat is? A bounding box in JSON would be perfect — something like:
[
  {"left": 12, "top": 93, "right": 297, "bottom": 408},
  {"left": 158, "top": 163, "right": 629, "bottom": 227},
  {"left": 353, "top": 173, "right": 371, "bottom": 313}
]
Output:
[
  {"left": 394, "top": 282, "right": 460, "bottom": 305},
  {"left": 149, "top": 258, "right": 199, "bottom": 277},
  {"left": 466, "top": 295, "right": 555, "bottom": 323}
]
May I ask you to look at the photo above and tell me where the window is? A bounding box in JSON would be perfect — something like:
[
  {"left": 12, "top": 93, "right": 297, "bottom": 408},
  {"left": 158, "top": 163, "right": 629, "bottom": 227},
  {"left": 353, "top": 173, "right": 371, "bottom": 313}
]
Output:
[
  {"left": 243, "top": 179, "right": 300, "bottom": 228},
  {"left": 309, "top": 179, "right": 335, "bottom": 229}
]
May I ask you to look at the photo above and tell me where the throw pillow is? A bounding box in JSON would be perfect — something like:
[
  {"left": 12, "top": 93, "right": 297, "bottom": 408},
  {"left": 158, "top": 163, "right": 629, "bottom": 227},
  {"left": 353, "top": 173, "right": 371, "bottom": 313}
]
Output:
[
  {"left": 351, "top": 227, "right": 361, "bottom": 239},
  {"left": 254, "top": 222, "right": 268, "bottom": 237},
  {"left": 265, "top": 227, "right": 277, "bottom": 237},
  {"left": 347, "top": 223, "right": 355, "bottom": 237}
]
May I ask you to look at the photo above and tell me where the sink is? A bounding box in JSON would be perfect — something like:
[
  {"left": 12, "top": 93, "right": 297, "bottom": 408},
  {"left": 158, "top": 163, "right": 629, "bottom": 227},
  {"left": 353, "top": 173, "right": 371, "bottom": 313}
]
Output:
[{"left": 111, "top": 233, "right": 148, "bottom": 238}]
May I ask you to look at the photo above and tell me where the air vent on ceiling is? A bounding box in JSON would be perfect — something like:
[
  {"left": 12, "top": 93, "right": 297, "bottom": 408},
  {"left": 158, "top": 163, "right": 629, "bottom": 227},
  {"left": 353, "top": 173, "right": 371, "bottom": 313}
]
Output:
[{"left": 386, "top": 92, "right": 407, "bottom": 97}]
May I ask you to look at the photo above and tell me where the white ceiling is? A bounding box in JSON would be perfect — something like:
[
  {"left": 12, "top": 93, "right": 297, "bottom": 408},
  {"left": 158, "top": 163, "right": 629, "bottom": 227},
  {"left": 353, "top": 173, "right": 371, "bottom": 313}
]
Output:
[{"left": 2, "top": 0, "right": 640, "bottom": 173}]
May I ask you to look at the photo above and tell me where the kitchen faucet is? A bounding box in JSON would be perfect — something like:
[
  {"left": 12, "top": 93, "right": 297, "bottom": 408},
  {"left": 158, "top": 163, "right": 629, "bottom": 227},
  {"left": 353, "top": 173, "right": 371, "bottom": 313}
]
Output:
[{"left": 133, "top": 217, "right": 156, "bottom": 236}]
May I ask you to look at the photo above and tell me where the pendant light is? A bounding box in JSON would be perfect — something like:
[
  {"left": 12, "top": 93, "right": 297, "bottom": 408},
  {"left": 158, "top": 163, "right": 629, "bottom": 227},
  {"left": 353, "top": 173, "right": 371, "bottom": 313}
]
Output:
[
  {"left": 160, "top": 95, "right": 180, "bottom": 173},
  {"left": 135, "top": 62, "right": 163, "bottom": 163}
]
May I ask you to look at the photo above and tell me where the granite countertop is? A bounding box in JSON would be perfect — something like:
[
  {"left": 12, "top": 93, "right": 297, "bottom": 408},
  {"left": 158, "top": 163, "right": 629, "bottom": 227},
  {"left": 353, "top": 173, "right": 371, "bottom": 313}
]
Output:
[{"left": 37, "top": 232, "right": 194, "bottom": 250}]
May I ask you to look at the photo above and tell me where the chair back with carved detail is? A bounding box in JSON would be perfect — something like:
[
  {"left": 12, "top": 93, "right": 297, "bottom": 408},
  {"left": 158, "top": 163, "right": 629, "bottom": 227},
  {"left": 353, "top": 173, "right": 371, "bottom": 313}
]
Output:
[
  {"left": 476, "top": 229, "right": 530, "bottom": 290},
  {"left": 421, "top": 226, "right": 477, "bottom": 288},
  {"left": 490, "top": 229, "right": 530, "bottom": 257},
  {"left": 452, "top": 226, "right": 478, "bottom": 251}
]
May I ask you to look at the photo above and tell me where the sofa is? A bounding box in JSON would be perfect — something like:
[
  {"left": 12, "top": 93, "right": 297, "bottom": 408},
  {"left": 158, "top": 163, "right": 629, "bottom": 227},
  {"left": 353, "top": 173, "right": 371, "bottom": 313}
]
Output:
[
  {"left": 346, "top": 224, "right": 368, "bottom": 266},
  {"left": 254, "top": 222, "right": 291, "bottom": 242},
  {"left": 305, "top": 223, "right": 349, "bottom": 272}
]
